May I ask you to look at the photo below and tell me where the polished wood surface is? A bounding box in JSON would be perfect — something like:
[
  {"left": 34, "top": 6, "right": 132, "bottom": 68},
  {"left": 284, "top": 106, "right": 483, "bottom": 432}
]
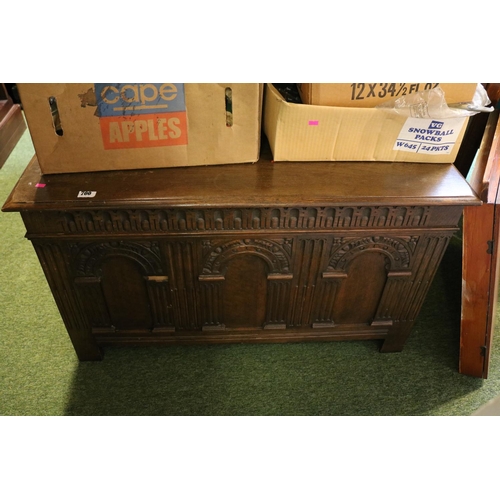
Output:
[
  {"left": 3, "top": 142, "right": 479, "bottom": 361},
  {"left": 3, "top": 142, "right": 479, "bottom": 211}
]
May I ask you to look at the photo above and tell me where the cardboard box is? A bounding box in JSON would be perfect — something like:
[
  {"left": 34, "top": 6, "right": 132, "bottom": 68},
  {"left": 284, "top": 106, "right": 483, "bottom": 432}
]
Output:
[
  {"left": 18, "top": 83, "right": 263, "bottom": 174},
  {"left": 297, "top": 83, "right": 478, "bottom": 108},
  {"left": 264, "top": 83, "right": 469, "bottom": 163}
]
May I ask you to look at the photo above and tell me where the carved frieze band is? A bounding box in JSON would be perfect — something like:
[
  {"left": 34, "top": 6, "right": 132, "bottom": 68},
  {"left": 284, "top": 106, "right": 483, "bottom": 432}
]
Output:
[{"left": 55, "top": 206, "right": 432, "bottom": 235}]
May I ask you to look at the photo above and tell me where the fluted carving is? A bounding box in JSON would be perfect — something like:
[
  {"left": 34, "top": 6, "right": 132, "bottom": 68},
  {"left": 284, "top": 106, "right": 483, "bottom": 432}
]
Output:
[
  {"left": 163, "top": 241, "right": 201, "bottom": 330},
  {"left": 289, "top": 238, "right": 329, "bottom": 327}
]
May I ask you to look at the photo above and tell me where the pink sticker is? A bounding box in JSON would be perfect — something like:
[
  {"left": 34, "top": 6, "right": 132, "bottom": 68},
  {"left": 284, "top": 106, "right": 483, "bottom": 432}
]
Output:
[
  {"left": 36, "top": 183, "right": 46, "bottom": 188},
  {"left": 308, "top": 120, "right": 319, "bottom": 126}
]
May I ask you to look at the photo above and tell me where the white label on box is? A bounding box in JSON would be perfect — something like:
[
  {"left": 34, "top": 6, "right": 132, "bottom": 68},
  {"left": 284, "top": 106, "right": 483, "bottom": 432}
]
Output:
[{"left": 393, "top": 116, "right": 467, "bottom": 155}]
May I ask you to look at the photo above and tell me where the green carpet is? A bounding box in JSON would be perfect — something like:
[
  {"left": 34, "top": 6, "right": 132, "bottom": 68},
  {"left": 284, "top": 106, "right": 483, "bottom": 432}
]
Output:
[{"left": 1, "top": 129, "right": 500, "bottom": 416}]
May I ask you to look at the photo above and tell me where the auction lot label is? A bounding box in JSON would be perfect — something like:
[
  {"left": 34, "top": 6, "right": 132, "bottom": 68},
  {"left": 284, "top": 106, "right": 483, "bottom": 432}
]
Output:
[
  {"left": 95, "top": 83, "right": 187, "bottom": 150},
  {"left": 393, "top": 117, "right": 467, "bottom": 155}
]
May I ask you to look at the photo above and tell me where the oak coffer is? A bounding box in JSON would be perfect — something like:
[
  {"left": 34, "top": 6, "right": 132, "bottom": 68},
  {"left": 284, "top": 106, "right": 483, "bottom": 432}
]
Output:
[{"left": 2, "top": 146, "right": 480, "bottom": 360}]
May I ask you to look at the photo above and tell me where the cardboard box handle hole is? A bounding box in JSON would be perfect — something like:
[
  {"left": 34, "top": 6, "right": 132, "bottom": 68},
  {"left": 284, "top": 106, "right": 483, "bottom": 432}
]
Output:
[
  {"left": 225, "top": 87, "right": 233, "bottom": 127},
  {"left": 48, "top": 96, "right": 63, "bottom": 136}
]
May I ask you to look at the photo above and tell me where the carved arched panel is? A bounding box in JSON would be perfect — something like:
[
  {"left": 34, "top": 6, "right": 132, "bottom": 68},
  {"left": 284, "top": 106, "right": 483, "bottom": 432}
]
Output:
[
  {"left": 199, "top": 238, "right": 293, "bottom": 330},
  {"left": 72, "top": 241, "right": 173, "bottom": 334}
]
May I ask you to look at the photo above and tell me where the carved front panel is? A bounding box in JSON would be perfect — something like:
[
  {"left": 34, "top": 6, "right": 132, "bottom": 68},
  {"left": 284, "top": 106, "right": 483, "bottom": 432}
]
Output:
[
  {"left": 57, "top": 230, "right": 454, "bottom": 341},
  {"left": 27, "top": 199, "right": 458, "bottom": 356}
]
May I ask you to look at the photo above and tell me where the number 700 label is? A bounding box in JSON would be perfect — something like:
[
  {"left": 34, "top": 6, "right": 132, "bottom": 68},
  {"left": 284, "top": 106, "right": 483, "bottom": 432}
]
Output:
[{"left": 77, "top": 190, "right": 97, "bottom": 198}]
